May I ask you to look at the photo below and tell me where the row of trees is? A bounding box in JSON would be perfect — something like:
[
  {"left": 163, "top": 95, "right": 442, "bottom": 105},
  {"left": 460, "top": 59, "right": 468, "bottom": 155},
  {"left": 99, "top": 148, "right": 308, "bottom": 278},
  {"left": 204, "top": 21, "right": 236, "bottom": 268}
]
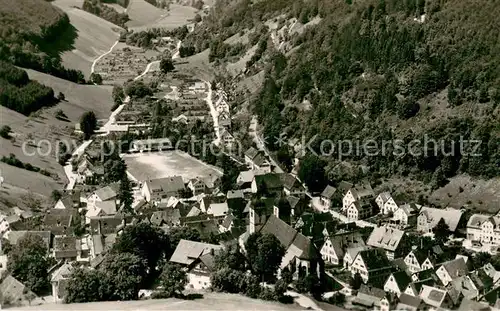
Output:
[{"left": 82, "top": 0, "right": 130, "bottom": 27}]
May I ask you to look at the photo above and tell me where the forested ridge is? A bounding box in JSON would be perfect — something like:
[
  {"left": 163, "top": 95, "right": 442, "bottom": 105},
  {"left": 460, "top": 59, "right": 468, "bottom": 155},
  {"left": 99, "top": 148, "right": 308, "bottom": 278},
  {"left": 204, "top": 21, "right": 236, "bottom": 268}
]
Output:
[{"left": 187, "top": 0, "right": 499, "bottom": 189}]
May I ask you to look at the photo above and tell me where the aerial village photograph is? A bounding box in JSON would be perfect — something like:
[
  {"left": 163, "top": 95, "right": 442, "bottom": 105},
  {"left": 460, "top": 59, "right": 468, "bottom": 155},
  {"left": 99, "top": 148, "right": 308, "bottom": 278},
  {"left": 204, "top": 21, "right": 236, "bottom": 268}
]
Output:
[{"left": 0, "top": 0, "right": 499, "bottom": 310}]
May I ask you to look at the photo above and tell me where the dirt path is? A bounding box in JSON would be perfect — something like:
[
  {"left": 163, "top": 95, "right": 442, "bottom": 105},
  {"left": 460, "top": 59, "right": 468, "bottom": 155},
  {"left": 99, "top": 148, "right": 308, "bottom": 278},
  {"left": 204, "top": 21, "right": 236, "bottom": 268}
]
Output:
[
  {"left": 134, "top": 60, "right": 160, "bottom": 81},
  {"left": 204, "top": 80, "right": 220, "bottom": 146},
  {"left": 90, "top": 40, "right": 119, "bottom": 74}
]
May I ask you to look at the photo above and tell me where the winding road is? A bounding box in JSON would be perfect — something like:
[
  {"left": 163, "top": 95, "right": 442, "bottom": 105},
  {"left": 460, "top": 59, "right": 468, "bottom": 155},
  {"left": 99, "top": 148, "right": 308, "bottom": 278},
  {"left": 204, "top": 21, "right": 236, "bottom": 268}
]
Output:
[
  {"left": 64, "top": 55, "right": 160, "bottom": 190},
  {"left": 204, "top": 81, "right": 221, "bottom": 146}
]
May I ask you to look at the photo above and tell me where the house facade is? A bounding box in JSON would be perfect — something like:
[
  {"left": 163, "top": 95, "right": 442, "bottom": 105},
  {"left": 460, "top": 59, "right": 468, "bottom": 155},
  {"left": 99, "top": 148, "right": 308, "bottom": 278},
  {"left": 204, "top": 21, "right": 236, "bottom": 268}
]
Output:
[{"left": 466, "top": 214, "right": 500, "bottom": 246}]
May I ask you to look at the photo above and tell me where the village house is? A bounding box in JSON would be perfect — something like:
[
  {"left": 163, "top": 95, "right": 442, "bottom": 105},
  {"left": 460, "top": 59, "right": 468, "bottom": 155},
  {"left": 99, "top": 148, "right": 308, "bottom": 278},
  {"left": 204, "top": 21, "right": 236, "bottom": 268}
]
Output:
[
  {"left": 251, "top": 173, "right": 284, "bottom": 196},
  {"left": 85, "top": 200, "right": 117, "bottom": 224},
  {"left": 366, "top": 226, "right": 407, "bottom": 260},
  {"left": 0, "top": 274, "right": 38, "bottom": 307},
  {"left": 215, "top": 96, "right": 230, "bottom": 114},
  {"left": 435, "top": 257, "right": 469, "bottom": 286},
  {"left": 150, "top": 210, "right": 181, "bottom": 227},
  {"left": 343, "top": 245, "right": 371, "bottom": 270},
  {"left": 376, "top": 192, "right": 399, "bottom": 215},
  {"left": 169, "top": 239, "right": 224, "bottom": 290},
  {"left": 353, "top": 285, "right": 396, "bottom": 311},
  {"left": 42, "top": 209, "right": 75, "bottom": 236},
  {"left": 384, "top": 271, "right": 412, "bottom": 296},
  {"left": 87, "top": 185, "right": 118, "bottom": 207},
  {"left": 349, "top": 248, "right": 394, "bottom": 284},
  {"left": 76, "top": 158, "right": 104, "bottom": 184},
  {"left": 6, "top": 230, "right": 52, "bottom": 250},
  {"left": 236, "top": 169, "right": 267, "bottom": 189},
  {"left": 393, "top": 203, "right": 419, "bottom": 228},
  {"left": 218, "top": 111, "right": 231, "bottom": 128},
  {"left": 207, "top": 202, "right": 229, "bottom": 219},
  {"left": 51, "top": 263, "right": 72, "bottom": 302},
  {"left": 53, "top": 236, "right": 79, "bottom": 261},
  {"left": 419, "top": 285, "right": 458, "bottom": 310},
  {"left": 466, "top": 214, "right": 500, "bottom": 248},
  {"left": 244, "top": 147, "right": 271, "bottom": 172},
  {"left": 450, "top": 270, "right": 493, "bottom": 301},
  {"left": 54, "top": 192, "right": 80, "bottom": 210},
  {"left": 342, "top": 183, "right": 375, "bottom": 211},
  {"left": 417, "top": 207, "right": 464, "bottom": 233},
  {"left": 89, "top": 215, "right": 124, "bottom": 236},
  {"left": 129, "top": 138, "right": 173, "bottom": 152},
  {"left": 404, "top": 249, "right": 438, "bottom": 274},
  {"left": 141, "top": 176, "right": 185, "bottom": 203},
  {"left": 187, "top": 174, "right": 220, "bottom": 196},
  {"left": 320, "top": 231, "right": 365, "bottom": 266},
  {"left": 395, "top": 293, "right": 425, "bottom": 311},
  {"left": 218, "top": 215, "right": 235, "bottom": 233},
  {"left": 319, "top": 185, "right": 337, "bottom": 211},
  {"left": 282, "top": 174, "right": 306, "bottom": 197},
  {"left": 345, "top": 200, "right": 374, "bottom": 221}
]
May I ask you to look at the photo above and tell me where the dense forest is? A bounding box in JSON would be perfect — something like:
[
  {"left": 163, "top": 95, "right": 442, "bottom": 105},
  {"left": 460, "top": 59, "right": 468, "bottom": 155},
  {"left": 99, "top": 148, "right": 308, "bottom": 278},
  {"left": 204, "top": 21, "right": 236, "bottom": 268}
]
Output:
[
  {"left": 186, "top": 0, "right": 500, "bottom": 189},
  {"left": 0, "top": 0, "right": 86, "bottom": 83},
  {"left": 82, "top": 0, "right": 130, "bottom": 27},
  {"left": 0, "top": 62, "right": 57, "bottom": 115}
]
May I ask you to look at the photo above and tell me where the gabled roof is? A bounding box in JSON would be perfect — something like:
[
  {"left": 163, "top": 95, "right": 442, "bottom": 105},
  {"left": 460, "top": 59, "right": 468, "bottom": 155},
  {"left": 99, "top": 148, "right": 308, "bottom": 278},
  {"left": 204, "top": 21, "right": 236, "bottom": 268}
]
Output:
[
  {"left": 227, "top": 190, "right": 244, "bottom": 199},
  {"left": 389, "top": 270, "right": 412, "bottom": 291},
  {"left": 145, "top": 176, "right": 185, "bottom": 194},
  {"left": 94, "top": 186, "right": 117, "bottom": 201},
  {"left": 419, "top": 285, "right": 448, "bottom": 307},
  {"left": 95, "top": 200, "right": 117, "bottom": 215},
  {"left": 321, "top": 185, "right": 337, "bottom": 199},
  {"left": 281, "top": 174, "right": 303, "bottom": 191},
  {"left": 169, "top": 239, "right": 223, "bottom": 266},
  {"left": 51, "top": 263, "right": 73, "bottom": 282},
  {"left": 357, "top": 248, "right": 392, "bottom": 270},
  {"left": 419, "top": 207, "right": 464, "bottom": 232},
  {"left": 254, "top": 173, "right": 284, "bottom": 190},
  {"left": 467, "top": 214, "right": 495, "bottom": 229},
  {"left": 0, "top": 275, "right": 37, "bottom": 304},
  {"left": 377, "top": 192, "right": 392, "bottom": 203},
  {"left": 221, "top": 215, "right": 234, "bottom": 229},
  {"left": 53, "top": 236, "right": 78, "bottom": 259},
  {"left": 186, "top": 206, "right": 201, "bottom": 217},
  {"left": 260, "top": 215, "right": 318, "bottom": 261},
  {"left": 439, "top": 257, "right": 469, "bottom": 279},
  {"left": 350, "top": 183, "right": 375, "bottom": 200},
  {"left": 397, "top": 293, "right": 423, "bottom": 309},
  {"left": 244, "top": 147, "right": 259, "bottom": 160},
  {"left": 208, "top": 202, "right": 229, "bottom": 217},
  {"left": 150, "top": 210, "right": 181, "bottom": 226},
  {"left": 337, "top": 181, "right": 353, "bottom": 192},
  {"left": 366, "top": 226, "right": 405, "bottom": 252}
]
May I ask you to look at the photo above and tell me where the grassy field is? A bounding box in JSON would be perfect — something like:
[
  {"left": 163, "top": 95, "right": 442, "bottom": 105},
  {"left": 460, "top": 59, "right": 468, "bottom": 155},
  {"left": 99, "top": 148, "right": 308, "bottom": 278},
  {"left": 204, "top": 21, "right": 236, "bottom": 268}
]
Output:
[
  {"left": 123, "top": 151, "right": 222, "bottom": 182},
  {"left": 0, "top": 68, "right": 114, "bottom": 206},
  {"left": 53, "top": 0, "right": 122, "bottom": 77},
  {"left": 127, "top": 2, "right": 197, "bottom": 31},
  {"left": 11, "top": 293, "right": 303, "bottom": 310},
  {"left": 175, "top": 49, "right": 214, "bottom": 81}
]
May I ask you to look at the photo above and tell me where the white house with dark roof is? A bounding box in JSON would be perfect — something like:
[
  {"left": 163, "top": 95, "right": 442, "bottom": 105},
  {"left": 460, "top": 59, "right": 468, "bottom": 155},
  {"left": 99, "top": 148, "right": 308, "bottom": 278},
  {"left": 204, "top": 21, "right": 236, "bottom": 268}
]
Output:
[
  {"left": 345, "top": 200, "right": 373, "bottom": 221},
  {"left": 141, "top": 176, "right": 185, "bottom": 203},
  {"left": 319, "top": 185, "right": 337, "bottom": 211},
  {"left": 376, "top": 192, "right": 399, "bottom": 215},
  {"left": 343, "top": 245, "right": 370, "bottom": 270},
  {"left": 466, "top": 214, "right": 500, "bottom": 249},
  {"left": 435, "top": 257, "right": 469, "bottom": 286},
  {"left": 366, "top": 226, "right": 406, "bottom": 260},
  {"left": 87, "top": 186, "right": 117, "bottom": 207},
  {"left": 342, "top": 183, "right": 375, "bottom": 211},
  {"left": 169, "top": 239, "right": 223, "bottom": 290},
  {"left": 207, "top": 202, "right": 229, "bottom": 218},
  {"left": 393, "top": 203, "right": 419, "bottom": 228},
  {"left": 384, "top": 271, "right": 412, "bottom": 296},
  {"left": 51, "top": 263, "right": 73, "bottom": 302},
  {"left": 417, "top": 207, "right": 464, "bottom": 233}
]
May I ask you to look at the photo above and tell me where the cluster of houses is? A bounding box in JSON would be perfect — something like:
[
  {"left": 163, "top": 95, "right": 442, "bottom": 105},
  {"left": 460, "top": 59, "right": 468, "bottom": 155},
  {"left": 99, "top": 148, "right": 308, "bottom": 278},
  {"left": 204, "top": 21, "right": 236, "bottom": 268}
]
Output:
[{"left": 212, "top": 85, "right": 236, "bottom": 149}]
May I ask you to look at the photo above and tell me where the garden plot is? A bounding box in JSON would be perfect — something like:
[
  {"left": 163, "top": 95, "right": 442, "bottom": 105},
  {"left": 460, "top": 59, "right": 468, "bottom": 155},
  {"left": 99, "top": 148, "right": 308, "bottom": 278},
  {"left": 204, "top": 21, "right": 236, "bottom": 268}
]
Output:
[
  {"left": 123, "top": 151, "right": 222, "bottom": 182},
  {"left": 94, "top": 43, "right": 159, "bottom": 84}
]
